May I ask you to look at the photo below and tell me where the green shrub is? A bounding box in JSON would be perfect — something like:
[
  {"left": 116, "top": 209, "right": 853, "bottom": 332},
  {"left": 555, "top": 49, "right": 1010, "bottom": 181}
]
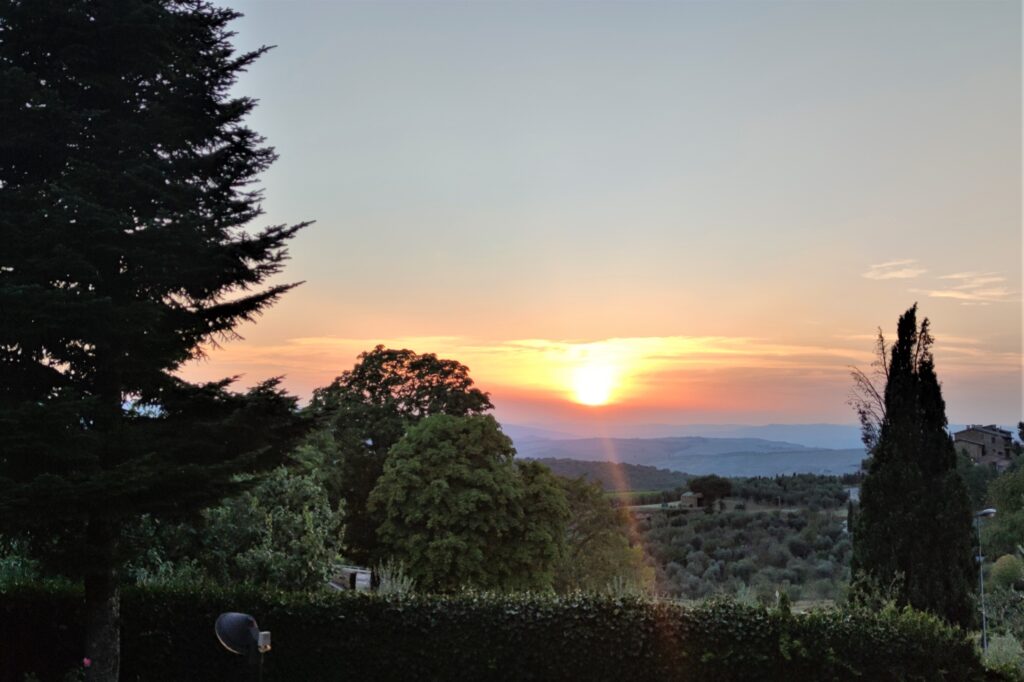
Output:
[
  {"left": 988, "top": 588, "right": 1024, "bottom": 642},
  {"left": 375, "top": 559, "right": 416, "bottom": 596},
  {"left": 0, "top": 586, "right": 995, "bottom": 682},
  {"left": 992, "top": 556, "right": 1024, "bottom": 591},
  {"left": 984, "top": 634, "right": 1024, "bottom": 678},
  {"left": 0, "top": 537, "right": 38, "bottom": 588}
]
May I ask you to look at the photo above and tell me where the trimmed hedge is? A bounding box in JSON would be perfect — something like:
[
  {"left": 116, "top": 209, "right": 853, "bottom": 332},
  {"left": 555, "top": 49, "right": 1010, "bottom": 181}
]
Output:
[{"left": 0, "top": 586, "right": 997, "bottom": 681}]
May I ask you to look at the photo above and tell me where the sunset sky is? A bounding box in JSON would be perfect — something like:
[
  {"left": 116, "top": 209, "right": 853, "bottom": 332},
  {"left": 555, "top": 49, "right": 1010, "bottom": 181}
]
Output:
[{"left": 180, "top": 1, "right": 1022, "bottom": 430}]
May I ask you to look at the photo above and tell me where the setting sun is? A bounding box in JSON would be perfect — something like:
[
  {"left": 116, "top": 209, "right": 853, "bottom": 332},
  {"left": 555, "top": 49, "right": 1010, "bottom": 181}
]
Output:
[{"left": 571, "top": 363, "right": 617, "bottom": 406}]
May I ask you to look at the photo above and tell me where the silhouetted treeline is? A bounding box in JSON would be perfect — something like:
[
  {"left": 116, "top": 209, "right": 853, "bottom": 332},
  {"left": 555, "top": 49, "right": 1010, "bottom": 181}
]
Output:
[
  {"left": 529, "top": 458, "right": 690, "bottom": 492},
  {"left": 731, "top": 474, "right": 849, "bottom": 510},
  {"left": 612, "top": 473, "right": 850, "bottom": 510}
]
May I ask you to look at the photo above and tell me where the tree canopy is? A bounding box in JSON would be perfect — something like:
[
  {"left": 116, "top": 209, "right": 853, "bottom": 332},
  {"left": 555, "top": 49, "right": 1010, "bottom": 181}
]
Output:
[
  {"left": 198, "top": 464, "right": 344, "bottom": 591},
  {"left": 312, "top": 345, "right": 494, "bottom": 419},
  {"left": 982, "top": 466, "right": 1024, "bottom": 558},
  {"left": 0, "top": 2, "right": 307, "bottom": 678},
  {"left": 851, "top": 305, "right": 974, "bottom": 626},
  {"left": 310, "top": 346, "right": 492, "bottom": 564},
  {"left": 552, "top": 476, "right": 650, "bottom": 593},
  {"left": 369, "top": 414, "right": 568, "bottom": 592},
  {"left": 688, "top": 475, "right": 733, "bottom": 508}
]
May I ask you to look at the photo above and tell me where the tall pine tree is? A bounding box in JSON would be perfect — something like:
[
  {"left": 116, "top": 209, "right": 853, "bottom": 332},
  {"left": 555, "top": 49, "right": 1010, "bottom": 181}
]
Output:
[
  {"left": 851, "top": 304, "right": 974, "bottom": 626},
  {"left": 0, "top": 2, "right": 309, "bottom": 679}
]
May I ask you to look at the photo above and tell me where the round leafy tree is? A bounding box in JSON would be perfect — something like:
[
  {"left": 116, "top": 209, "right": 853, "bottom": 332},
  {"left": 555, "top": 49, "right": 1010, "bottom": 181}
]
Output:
[
  {"left": 369, "top": 414, "right": 567, "bottom": 592},
  {"left": 310, "top": 346, "right": 493, "bottom": 564}
]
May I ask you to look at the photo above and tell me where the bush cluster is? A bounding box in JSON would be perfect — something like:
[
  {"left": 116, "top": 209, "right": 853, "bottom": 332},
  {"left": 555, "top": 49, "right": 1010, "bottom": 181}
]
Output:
[{"left": 0, "top": 586, "right": 994, "bottom": 682}]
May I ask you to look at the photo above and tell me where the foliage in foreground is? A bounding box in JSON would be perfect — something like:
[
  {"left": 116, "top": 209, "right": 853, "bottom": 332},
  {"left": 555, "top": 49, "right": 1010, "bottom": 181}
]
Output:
[
  {"left": 119, "top": 443, "right": 345, "bottom": 593},
  {"left": 0, "top": 586, "right": 996, "bottom": 682}
]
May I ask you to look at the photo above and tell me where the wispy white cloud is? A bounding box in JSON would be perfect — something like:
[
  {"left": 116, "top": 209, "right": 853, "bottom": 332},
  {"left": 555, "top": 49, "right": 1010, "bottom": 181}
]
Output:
[
  {"left": 939, "top": 272, "right": 1006, "bottom": 286},
  {"left": 862, "top": 259, "right": 927, "bottom": 280},
  {"left": 913, "top": 271, "right": 1016, "bottom": 304}
]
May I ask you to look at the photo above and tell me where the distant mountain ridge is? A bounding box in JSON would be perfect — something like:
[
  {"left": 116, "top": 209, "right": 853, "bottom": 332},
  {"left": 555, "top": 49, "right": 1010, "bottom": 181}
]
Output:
[
  {"left": 500, "top": 424, "right": 580, "bottom": 442},
  {"left": 502, "top": 422, "right": 864, "bottom": 449},
  {"left": 512, "top": 435, "right": 864, "bottom": 477}
]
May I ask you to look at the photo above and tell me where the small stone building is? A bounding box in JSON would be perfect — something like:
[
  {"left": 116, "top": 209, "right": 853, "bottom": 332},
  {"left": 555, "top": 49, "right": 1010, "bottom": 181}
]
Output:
[
  {"left": 954, "top": 425, "right": 1015, "bottom": 471},
  {"left": 679, "top": 491, "right": 704, "bottom": 509}
]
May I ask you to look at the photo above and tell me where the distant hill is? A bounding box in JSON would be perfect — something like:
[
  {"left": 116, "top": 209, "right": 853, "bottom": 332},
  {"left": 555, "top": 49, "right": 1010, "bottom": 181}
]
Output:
[
  {"left": 502, "top": 422, "right": 865, "bottom": 449},
  {"left": 500, "top": 424, "right": 578, "bottom": 442},
  {"left": 531, "top": 458, "right": 690, "bottom": 492},
  {"left": 663, "top": 424, "right": 864, "bottom": 450},
  {"left": 647, "top": 448, "right": 863, "bottom": 477},
  {"left": 514, "top": 436, "right": 812, "bottom": 463},
  {"left": 514, "top": 436, "right": 864, "bottom": 477}
]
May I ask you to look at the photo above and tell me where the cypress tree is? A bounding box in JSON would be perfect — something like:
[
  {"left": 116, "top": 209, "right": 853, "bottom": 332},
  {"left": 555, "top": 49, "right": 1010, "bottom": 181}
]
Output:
[
  {"left": 0, "top": 2, "right": 309, "bottom": 679},
  {"left": 851, "top": 304, "right": 975, "bottom": 626}
]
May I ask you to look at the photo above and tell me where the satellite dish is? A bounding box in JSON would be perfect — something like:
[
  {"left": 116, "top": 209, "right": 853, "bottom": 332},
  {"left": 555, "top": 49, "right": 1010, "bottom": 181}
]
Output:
[{"left": 215, "top": 612, "right": 271, "bottom": 666}]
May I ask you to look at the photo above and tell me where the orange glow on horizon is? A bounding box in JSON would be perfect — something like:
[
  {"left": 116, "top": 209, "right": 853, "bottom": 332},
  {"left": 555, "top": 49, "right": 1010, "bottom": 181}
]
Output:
[
  {"left": 177, "top": 334, "right": 883, "bottom": 412},
  {"left": 174, "top": 333, "right": 1017, "bottom": 422}
]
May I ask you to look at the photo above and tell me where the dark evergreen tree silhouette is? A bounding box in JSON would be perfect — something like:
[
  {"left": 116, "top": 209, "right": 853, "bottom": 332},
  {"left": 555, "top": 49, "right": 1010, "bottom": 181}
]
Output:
[
  {"left": 0, "top": 3, "right": 309, "bottom": 679},
  {"left": 851, "top": 305, "right": 974, "bottom": 626}
]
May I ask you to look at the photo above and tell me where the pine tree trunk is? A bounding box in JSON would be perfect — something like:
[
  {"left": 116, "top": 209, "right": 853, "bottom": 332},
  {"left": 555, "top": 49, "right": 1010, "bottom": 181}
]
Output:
[{"left": 84, "top": 520, "right": 120, "bottom": 682}]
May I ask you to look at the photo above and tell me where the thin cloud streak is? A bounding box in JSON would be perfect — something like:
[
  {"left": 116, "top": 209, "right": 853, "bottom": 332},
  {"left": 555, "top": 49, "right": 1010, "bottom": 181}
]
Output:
[
  {"left": 913, "top": 271, "right": 1016, "bottom": 305},
  {"left": 857, "top": 262, "right": 1016, "bottom": 303},
  {"left": 862, "top": 259, "right": 927, "bottom": 280}
]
